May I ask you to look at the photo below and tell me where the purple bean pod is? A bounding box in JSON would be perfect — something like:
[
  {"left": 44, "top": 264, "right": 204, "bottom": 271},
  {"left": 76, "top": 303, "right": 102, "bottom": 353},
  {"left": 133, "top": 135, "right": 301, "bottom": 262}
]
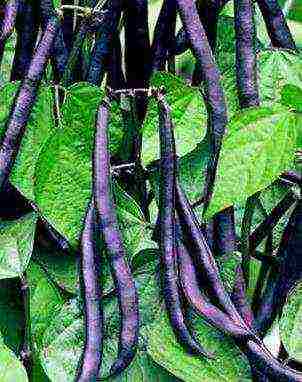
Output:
[
  {"left": 249, "top": 192, "right": 296, "bottom": 252},
  {"left": 86, "top": 0, "right": 122, "bottom": 86},
  {"left": 10, "top": 0, "right": 39, "bottom": 81},
  {"left": 151, "top": 0, "right": 177, "bottom": 73},
  {"left": 75, "top": 201, "right": 103, "bottom": 382},
  {"left": 212, "top": 206, "right": 237, "bottom": 256},
  {"left": 254, "top": 201, "right": 302, "bottom": 337},
  {"left": 39, "top": 0, "right": 68, "bottom": 81},
  {"left": 234, "top": 0, "right": 259, "bottom": 108},
  {"left": 256, "top": 0, "right": 296, "bottom": 49},
  {"left": 192, "top": 1, "right": 221, "bottom": 85},
  {"left": 176, "top": 0, "right": 228, "bottom": 207},
  {"left": 0, "top": 0, "right": 18, "bottom": 42},
  {"left": 61, "top": 0, "right": 74, "bottom": 53},
  {"left": 244, "top": 340, "right": 302, "bottom": 381},
  {"left": 231, "top": 265, "right": 254, "bottom": 328},
  {"left": 107, "top": 34, "right": 126, "bottom": 90},
  {"left": 175, "top": 182, "right": 250, "bottom": 329},
  {"left": 0, "top": 17, "right": 60, "bottom": 189},
  {"left": 93, "top": 99, "right": 139, "bottom": 376},
  {"left": 177, "top": 240, "right": 254, "bottom": 341},
  {"left": 157, "top": 92, "right": 212, "bottom": 358}
]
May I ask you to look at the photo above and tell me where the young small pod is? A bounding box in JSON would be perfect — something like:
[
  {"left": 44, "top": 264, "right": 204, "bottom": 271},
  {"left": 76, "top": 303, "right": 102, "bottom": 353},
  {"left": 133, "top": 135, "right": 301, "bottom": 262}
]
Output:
[{"left": 93, "top": 98, "right": 139, "bottom": 376}]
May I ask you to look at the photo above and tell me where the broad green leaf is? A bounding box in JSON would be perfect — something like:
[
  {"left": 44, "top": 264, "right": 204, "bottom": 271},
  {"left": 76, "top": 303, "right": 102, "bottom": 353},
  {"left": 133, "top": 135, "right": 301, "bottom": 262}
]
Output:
[
  {"left": 281, "top": 84, "right": 302, "bottom": 112},
  {"left": 39, "top": 300, "right": 82, "bottom": 382},
  {"left": 280, "top": 283, "right": 302, "bottom": 362},
  {"left": 0, "top": 279, "right": 23, "bottom": 352},
  {"left": 34, "top": 83, "right": 150, "bottom": 251},
  {"left": 27, "top": 261, "right": 65, "bottom": 351},
  {"left": 0, "top": 213, "right": 37, "bottom": 279},
  {"left": 33, "top": 246, "right": 78, "bottom": 295},
  {"left": 11, "top": 86, "right": 56, "bottom": 200},
  {"left": 142, "top": 72, "right": 206, "bottom": 166},
  {"left": 0, "top": 337, "right": 28, "bottom": 382},
  {"left": 0, "top": 82, "right": 56, "bottom": 201},
  {"left": 147, "top": 313, "right": 251, "bottom": 382},
  {"left": 258, "top": 50, "right": 302, "bottom": 105},
  {"left": 215, "top": 16, "right": 236, "bottom": 73},
  {"left": 205, "top": 106, "right": 299, "bottom": 218}
]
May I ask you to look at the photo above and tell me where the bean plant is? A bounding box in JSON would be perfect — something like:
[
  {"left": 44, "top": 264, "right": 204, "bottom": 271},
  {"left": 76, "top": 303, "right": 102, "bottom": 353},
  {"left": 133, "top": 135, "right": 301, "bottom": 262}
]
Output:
[{"left": 0, "top": 0, "right": 301, "bottom": 381}]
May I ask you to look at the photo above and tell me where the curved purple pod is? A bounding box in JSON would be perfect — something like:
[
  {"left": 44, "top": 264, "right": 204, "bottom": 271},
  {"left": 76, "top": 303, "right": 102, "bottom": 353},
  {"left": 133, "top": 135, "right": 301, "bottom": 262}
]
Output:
[
  {"left": 175, "top": 182, "right": 249, "bottom": 330},
  {"left": 11, "top": 0, "right": 39, "bottom": 81},
  {"left": 0, "top": 17, "right": 60, "bottom": 189},
  {"left": 234, "top": 0, "right": 259, "bottom": 108},
  {"left": 158, "top": 92, "right": 212, "bottom": 358},
  {"left": 176, "top": 0, "right": 228, "bottom": 207},
  {"left": 75, "top": 201, "right": 103, "bottom": 382},
  {"left": 256, "top": 0, "right": 296, "bottom": 49},
  {"left": 177, "top": 240, "right": 253, "bottom": 341},
  {"left": 151, "top": 0, "right": 176, "bottom": 73},
  {"left": 0, "top": 0, "right": 18, "bottom": 42},
  {"left": 39, "top": 0, "right": 68, "bottom": 81},
  {"left": 93, "top": 99, "right": 139, "bottom": 376},
  {"left": 254, "top": 201, "right": 302, "bottom": 337},
  {"left": 245, "top": 340, "right": 302, "bottom": 381}
]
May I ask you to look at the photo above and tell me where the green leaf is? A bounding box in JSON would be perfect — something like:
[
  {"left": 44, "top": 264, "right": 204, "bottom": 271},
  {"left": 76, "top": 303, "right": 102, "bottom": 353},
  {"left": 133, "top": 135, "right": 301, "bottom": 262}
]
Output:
[
  {"left": 142, "top": 72, "right": 206, "bottom": 166},
  {"left": 0, "top": 213, "right": 37, "bottom": 279},
  {"left": 34, "top": 84, "right": 144, "bottom": 248},
  {"left": 27, "top": 261, "right": 65, "bottom": 351},
  {"left": 33, "top": 246, "right": 78, "bottom": 295},
  {"left": 0, "top": 279, "right": 23, "bottom": 352},
  {"left": 205, "top": 105, "right": 299, "bottom": 218},
  {"left": 281, "top": 84, "right": 302, "bottom": 112},
  {"left": 280, "top": 283, "right": 302, "bottom": 362},
  {"left": 147, "top": 313, "right": 251, "bottom": 382},
  {"left": 215, "top": 16, "right": 236, "bottom": 73},
  {"left": 258, "top": 50, "right": 302, "bottom": 105},
  {"left": 0, "top": 337, "right": 28, "bottom": 382},
  {"left": 11, "top": 85, "right": 56, "bottom": 200},
  {"left": 0, "top": 82, "right": 56, "bottom": 201}
]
